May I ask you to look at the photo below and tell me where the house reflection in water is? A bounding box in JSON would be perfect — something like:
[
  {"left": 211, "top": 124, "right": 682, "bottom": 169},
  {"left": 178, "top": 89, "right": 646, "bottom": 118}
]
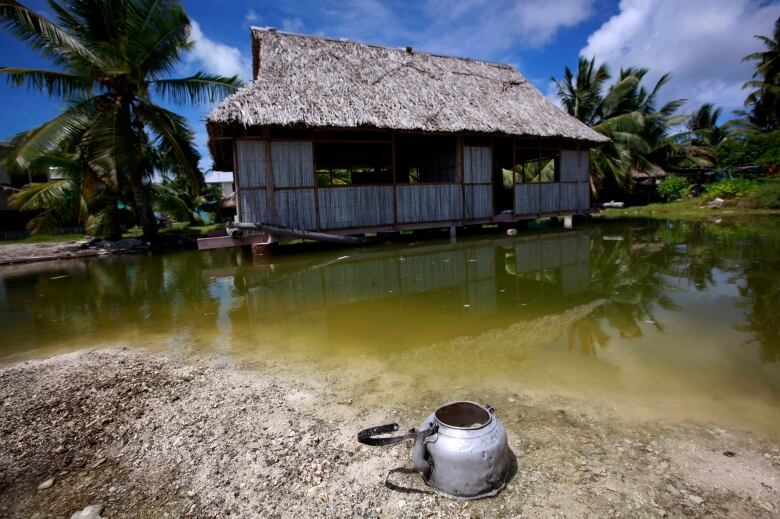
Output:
[{"left": 223, "top": 231, "right": 594, "bottom": 356}]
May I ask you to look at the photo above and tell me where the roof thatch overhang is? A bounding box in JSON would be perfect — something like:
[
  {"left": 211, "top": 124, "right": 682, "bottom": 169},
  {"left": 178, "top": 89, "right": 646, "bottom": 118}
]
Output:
[{"left": 207, "top": 28, "right": 608, "bottom": 169}]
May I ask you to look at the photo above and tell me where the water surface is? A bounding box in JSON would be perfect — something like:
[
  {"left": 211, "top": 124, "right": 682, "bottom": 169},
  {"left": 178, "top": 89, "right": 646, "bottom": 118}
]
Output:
[{"left": 1, "top": 218, "right": 779, "bottom": 436}]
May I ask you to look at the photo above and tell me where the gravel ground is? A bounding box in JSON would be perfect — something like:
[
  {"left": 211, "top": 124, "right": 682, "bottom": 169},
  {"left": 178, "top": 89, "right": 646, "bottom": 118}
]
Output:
[
  {"left": 1, "top": 349, "right": 779, "bottom": 518},
  {"left": 0, "top": 241, "right": 101, "bottom": 265}
]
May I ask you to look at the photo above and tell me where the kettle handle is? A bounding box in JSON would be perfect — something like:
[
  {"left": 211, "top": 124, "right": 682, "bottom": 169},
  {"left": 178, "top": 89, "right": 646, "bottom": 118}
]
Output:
[{"left": 357, "top": 422, "right": 437, "bottom": 447}]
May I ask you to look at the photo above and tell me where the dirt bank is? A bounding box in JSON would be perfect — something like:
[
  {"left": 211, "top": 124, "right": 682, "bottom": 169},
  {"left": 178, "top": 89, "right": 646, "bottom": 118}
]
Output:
[{"left": 1, "top": 350, "right": 778, "bottom": 518}]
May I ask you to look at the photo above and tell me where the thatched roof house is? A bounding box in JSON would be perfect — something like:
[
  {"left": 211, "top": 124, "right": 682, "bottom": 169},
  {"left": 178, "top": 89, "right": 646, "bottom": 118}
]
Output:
[{"left": 207, "top": 28, "right": 606, "bottom": 237}]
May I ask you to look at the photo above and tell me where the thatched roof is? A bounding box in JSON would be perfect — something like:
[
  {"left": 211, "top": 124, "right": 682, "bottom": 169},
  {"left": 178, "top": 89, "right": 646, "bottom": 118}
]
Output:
[{"left": 208, "top": 28, "right": 608, "bottom": 143}]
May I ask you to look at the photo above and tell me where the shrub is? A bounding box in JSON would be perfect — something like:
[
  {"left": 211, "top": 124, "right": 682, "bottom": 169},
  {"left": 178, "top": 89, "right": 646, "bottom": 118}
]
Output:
[
  {"left": 755, "top": 177, "right": 780, "bottom": 208},
  {"left": 704, "top": 178, "right": 760, "bottom": 199},
  {"left": 657, "top": 176, "right": 690, "bottom": 201},
  {"left": 717, "top": 130, "right": 780, "bottom": 168}
]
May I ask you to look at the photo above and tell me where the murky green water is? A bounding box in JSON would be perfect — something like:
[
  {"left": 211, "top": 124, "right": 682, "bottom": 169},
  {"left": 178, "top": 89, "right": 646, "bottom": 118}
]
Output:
[{"left": 1, "top": 218, "right": 779, "bottom": 436}]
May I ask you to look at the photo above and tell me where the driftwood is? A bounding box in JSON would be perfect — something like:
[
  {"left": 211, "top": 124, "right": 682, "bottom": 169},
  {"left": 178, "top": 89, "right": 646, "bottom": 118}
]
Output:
[{"left": 227, "top": 222, "right": 365, "bottom": 244}]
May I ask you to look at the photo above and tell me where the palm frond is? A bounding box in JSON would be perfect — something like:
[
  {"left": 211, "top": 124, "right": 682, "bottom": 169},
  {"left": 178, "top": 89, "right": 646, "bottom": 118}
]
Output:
[
  {"left": 0, "top": 0, "right": 98, "bottom": 66},
  {"left": 0, "top": 67, "right": 94, "bottom": 97},
  {"left": 151, "top": 72, "right": 243, "bottom": 105}
]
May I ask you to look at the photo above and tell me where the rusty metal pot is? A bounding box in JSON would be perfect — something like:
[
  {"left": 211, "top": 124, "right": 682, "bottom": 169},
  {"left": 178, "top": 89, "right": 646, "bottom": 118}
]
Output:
[{"left": 357, "top": 401, "right": 511, "bottom": 499}]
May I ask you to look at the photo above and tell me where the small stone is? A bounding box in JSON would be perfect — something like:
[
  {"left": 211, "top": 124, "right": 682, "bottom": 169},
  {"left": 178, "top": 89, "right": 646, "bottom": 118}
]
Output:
[
  {"left": 37, "top": 478, "right": 55, "bottom": 490},
  {"left": 70, "top": 504, "right": 105, "bottom": 519},
  {"left": 687, "top": 494, "right": 704, "bottom": 506},
  {"left": 187, "top": 490, "right": 196, "bottom": 497},
  {"left": 760, "top": 502, "right": 776, "bottom": 513}
]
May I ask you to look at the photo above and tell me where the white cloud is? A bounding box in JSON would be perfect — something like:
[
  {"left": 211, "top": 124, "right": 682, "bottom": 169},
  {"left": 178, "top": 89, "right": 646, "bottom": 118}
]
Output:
[
  {"left": 244, "top": 9, "right": 259, "bottom": 25},
  {"left": 317, "top": 0, "right": 594, "bottom": 59},
  {"left": 186, "top": 20, "right": 251, "bottom": 80},
  {"left": 281, "top": 17, "right": 304, "bottom": 33},
  {"left": 580, "top": 0, "right": 780, "bottom": 114}
]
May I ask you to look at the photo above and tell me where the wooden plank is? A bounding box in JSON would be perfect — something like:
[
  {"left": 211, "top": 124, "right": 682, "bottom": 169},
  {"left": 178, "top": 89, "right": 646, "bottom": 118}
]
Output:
[
  {"left": 397, "top": 185, "right": 462, "bottom": 223},
  {"left": 196, "top": 233, "right": 270, "bottom": 250},
  {"left": 236, "top": 140, "right": 266, "bottom": 187},
  {"left": 271, "top": 141, "right": 314, "bottom": 187},
  {"left": 318, "top": 186, "right": 394, "bottom": 229}
]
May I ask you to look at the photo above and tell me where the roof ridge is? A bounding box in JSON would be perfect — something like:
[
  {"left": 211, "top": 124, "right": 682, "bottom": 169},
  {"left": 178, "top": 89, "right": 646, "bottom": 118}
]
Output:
[{"left": 249, "top": 26, "right": 515, "bottom": 70}]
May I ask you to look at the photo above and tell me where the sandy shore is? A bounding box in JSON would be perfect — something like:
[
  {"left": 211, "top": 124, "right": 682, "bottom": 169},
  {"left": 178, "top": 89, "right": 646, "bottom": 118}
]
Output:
[{"left": 1, "top": 349, "right": 779, "bottom": 518}]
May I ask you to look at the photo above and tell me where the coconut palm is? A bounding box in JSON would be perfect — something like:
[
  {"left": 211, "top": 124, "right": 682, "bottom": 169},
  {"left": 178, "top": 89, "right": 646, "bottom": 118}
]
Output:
[
  {"left": 0, "top": 0, "right": 242, "bottom": 240},
  {"left": 686, "top": 103, "right": 727, "bottom": 146},
  {"left": 742, "top": 17, "right": 780, "bottom": 131},
  {"left": 552, "top": 58, "right": 649, "bottom": 195}
]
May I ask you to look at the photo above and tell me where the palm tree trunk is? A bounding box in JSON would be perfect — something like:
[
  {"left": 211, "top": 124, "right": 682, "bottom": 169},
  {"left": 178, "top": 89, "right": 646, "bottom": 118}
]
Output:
[
  {"left": 130, "top": 166, "right": 158, "bottom": 242},
  {"left": 107, "top": 198, "right": 121, "bottom": 241}
]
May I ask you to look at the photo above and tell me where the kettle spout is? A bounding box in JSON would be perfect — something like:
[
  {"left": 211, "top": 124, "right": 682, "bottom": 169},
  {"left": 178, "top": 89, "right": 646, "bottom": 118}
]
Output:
[{"left": 411, "top": 425, "right": 436, "bottom": 476}]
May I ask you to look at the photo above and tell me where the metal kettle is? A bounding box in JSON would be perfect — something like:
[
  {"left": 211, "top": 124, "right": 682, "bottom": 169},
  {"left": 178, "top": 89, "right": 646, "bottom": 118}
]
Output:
[{"left": 357, "top": 401, "right": 511, "bottom": 499}]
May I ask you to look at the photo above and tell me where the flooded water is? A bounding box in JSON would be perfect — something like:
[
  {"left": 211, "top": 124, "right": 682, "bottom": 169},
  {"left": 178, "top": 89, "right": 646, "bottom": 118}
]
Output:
[{"left": 1, "top": 218, "right": 779, "bottom": 437}]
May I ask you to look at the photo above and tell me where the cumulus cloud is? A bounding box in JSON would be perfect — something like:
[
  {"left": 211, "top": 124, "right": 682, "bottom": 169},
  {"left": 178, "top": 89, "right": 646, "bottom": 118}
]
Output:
[
  {"left": 580, "top": 0, "right": 780, "bottom": 113},
  {"left": 186, "top": 21, "right": 251, "bottom": 80}
]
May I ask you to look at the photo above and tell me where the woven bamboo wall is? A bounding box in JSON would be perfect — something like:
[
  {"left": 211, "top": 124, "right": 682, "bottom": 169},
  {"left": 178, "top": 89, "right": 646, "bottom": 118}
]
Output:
[
  {"left": 238, "top": 188, "right": 268, "bottom": 223},
  {"left": 271, "top": 141, "right": 314, "bottom": 187},
  {"left": 515, "top": 184, "right": 540, "bottom": 215},
  {"left": 540, "top": 184, "right": 558, "bottom": 213},
  {"left": 560, "top": 184, "right": 578, "bottom": 211},
  {"left": 236, "top": 140, "right": 266, "bottom": 187},
  {"left": 273, "top": 189, "right": 317, "bottom": 229},
  {"left": 235, "top": 138, "right": 592, "bottom": 230},
  {"left": 464, "top": 185, "right": 492, "bottom": 219},
  {"left": 464, "top": 146, "right": 492, "bottom": 183},
  {"left": 397, "top": 185, "right": 462, "bottom": 223},
  {"left": 318, "top": 186, "right": 394, "bottom": 229}
]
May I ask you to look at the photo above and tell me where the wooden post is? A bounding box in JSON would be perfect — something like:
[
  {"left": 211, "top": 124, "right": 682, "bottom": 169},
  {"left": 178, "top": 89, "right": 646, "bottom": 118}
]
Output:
[
  {"left": 457, "top": 134, "right": 465, "bottom": 224},
  {"left": 261, "top": 127, "right": 276, "bottom": 224},
  {"left": 392, "top": 131, "right": 398, "bottom": 227}
]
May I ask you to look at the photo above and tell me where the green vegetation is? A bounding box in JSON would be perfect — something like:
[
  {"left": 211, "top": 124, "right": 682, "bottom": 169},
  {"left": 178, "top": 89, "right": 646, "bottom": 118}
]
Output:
[
  {"left": 657, "top": 176, "right": 690, "bottom": 201},
  {"left": 0, "top": 0, "right": 241, "bottom": 241},
  {"left": 704, "top": 178, "right": 761, "bottom": 199},
  {"left": 717, "top": 130, "right": 780, "bottom": 167},
  {"left": 597, "top": 177, "right": 780, "bottom": 219}
]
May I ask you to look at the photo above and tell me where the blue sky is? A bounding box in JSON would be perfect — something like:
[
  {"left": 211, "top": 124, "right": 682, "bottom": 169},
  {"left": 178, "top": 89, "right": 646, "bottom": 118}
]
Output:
[{"left": 1, "top": 0, "right": 778, "bottom": 171}]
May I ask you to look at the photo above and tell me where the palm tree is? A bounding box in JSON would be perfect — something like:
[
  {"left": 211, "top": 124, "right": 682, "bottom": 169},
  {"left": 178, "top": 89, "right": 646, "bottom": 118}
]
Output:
[
  {"left": 0, "top": 0, "right": 242, "bottom": 241},
  {"left": 686, "top": 103, "right": 726, "bottom": 146},
  {"left": 742, "top": 17, "right": 780, "bottom": 132},
  {"left": 552, "top": 58, "right": 649, "bottom": 195}
]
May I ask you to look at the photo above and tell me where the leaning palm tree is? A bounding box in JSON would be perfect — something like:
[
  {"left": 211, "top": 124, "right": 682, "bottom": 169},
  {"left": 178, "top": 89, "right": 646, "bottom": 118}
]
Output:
[{"left": 0, "top": 0, "right": 242, "bottom": 241}]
